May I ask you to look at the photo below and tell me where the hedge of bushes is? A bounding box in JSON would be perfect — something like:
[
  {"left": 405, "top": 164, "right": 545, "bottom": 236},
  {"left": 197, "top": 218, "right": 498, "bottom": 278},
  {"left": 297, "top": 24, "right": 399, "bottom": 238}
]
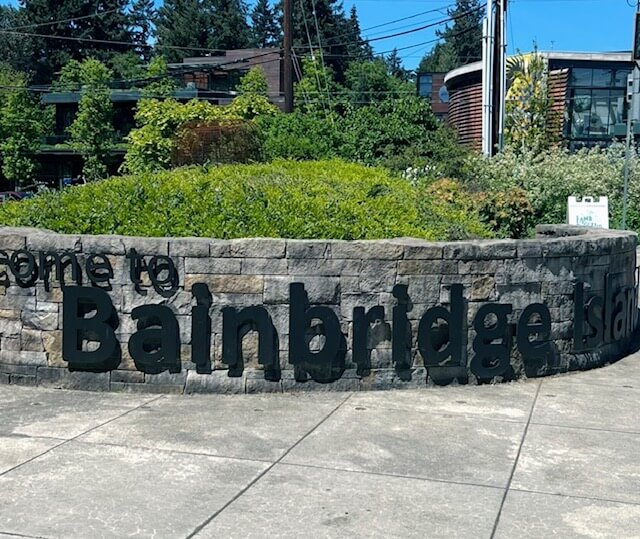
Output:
[
  {"left": 461, "top": 145, "right": 640, "bottom": 237},
  {"left": 0, "top": 160, "right": 491, "bottom": 241}
]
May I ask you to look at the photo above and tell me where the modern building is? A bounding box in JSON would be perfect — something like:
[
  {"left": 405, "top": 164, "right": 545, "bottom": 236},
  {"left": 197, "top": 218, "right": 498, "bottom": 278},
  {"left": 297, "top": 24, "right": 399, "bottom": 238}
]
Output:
[
  {"left": 440, "top": 51, "right": 634, "bottom": 151},
  {"left": 416, "top": 72, "right": 449, "bottom": 122},
  {"left": 175, "top": 47, "right": 284, "bottom": 107}
]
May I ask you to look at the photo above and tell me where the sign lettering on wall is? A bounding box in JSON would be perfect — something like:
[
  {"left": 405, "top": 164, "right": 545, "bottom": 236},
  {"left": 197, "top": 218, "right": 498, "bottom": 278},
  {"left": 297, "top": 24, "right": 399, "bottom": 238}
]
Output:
[{"left": 0, "top": 246, "right": 637, "bottom": 384}]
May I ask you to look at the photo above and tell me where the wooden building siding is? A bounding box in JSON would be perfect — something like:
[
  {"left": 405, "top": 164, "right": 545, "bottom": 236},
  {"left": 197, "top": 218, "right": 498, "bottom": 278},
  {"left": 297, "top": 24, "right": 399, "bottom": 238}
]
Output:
[
  {"left": 547, "top": 68, "right": 569, "bottom": 143},
  {"left": 447, "top": 67, "right": 569, "bottom": 150},
  {"left": 429, "top": 73, "right": 449, "bottom": 119},
  {"left": 447, "top": 80, "right": 483, "bottom": 149}
]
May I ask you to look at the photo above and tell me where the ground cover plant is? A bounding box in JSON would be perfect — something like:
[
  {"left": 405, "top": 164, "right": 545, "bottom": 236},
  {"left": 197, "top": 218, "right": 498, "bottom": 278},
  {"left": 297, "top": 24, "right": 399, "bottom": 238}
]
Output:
[{"left": 0, "top": 160, "right": 491, "bottom": 241}]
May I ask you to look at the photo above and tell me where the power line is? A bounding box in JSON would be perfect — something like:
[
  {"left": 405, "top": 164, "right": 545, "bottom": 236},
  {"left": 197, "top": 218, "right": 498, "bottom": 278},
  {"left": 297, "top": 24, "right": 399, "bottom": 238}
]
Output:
[
  {"left": 298, "top": 3, "right": 486, "bottom": 50},
  {"left": 317, "top": 24, "right": 484, "bottom": 60},
  {"left": 310, "top": 1, "right": 333, "bottom": 111},
  {"left": 0, "top": 28, "right": 256, "bottom": 56},
  {"left": 319, "top": 2, "right": 457, "bottom": 46},
  {"left": 298, "top": 0, "right": 329, "bottom": 114},
  {"left": 361, "top": 4, "right": 455, "bottom": 32},
  {"left": 2, "top": 7, "right": 122, "bottom": 31}
]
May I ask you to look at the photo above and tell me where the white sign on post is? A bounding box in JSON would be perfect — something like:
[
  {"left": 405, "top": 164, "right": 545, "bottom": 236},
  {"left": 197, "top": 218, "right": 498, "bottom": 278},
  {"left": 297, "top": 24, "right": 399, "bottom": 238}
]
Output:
[{"left": 567, "top": 196, "right": 609, "bottom": 229}]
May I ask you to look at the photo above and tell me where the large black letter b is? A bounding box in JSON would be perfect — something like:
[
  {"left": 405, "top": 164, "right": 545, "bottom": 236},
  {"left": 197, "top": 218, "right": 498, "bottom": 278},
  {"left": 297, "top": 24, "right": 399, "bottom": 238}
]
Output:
[
  {"left": 289, "top": 282, "right": 346, "bottom": 383},
  {"left": 62, "top": 286, "right": 119, "bottom": 369}
]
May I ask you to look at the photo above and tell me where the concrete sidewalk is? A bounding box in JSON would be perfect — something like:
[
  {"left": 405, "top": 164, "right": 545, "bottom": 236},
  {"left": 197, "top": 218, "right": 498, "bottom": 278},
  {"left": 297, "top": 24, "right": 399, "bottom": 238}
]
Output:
[{"left": 0, "top": 355, "right": 638, "bottom": 538}]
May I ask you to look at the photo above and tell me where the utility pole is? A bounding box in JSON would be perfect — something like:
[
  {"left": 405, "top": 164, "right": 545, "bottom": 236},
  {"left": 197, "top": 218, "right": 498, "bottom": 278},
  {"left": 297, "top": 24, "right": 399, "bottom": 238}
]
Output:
[
  {"left": 481, "top": 0, "right": 495, "bottom": 156},
  {"left": 483, "top": 0, "right": 507, "bottom": 156},
  {"left": 495, "top": 0, "right": 507, "bottom": 152},
  {"left": 623, "top": 0, "right": 640, "bottom": 229},
  {"left": 283, "top": 0, "right": 294, "bottom": 113}
]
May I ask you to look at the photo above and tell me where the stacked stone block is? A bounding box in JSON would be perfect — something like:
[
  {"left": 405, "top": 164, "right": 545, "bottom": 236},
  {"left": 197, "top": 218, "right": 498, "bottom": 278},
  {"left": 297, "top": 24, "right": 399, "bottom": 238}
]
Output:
[{"left": 0, "top": 225, "right": 636, "bottom": 393}]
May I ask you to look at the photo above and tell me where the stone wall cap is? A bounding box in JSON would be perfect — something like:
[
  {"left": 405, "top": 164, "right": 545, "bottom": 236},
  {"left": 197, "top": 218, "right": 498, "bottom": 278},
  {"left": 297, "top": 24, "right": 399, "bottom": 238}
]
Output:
[{"left": 0, "top": 225, "right": 636, "bottom": 253}]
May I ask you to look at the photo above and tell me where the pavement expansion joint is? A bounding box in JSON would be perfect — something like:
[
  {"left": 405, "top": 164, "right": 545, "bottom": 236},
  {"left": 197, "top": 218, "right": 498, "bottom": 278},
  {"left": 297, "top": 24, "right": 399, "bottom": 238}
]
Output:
[{"left": 490, "top": 380, "right": 542, "bottom": 539}]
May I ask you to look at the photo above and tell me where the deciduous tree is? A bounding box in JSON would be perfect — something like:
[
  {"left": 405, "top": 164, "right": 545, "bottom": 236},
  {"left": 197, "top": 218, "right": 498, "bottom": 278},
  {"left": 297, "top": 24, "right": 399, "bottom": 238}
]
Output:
[
  {"left": 67, "top": 59, "right": 115, "bottom": 181},
  {"left": 0, "top": 67, "right": 46, "bottom": 189}
]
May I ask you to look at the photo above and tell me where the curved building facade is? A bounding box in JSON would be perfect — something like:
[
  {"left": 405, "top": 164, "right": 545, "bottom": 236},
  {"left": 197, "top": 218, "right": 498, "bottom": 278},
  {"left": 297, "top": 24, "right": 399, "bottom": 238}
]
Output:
[{"left": 443, "top": 52, "right": 633, "bottom": 151}]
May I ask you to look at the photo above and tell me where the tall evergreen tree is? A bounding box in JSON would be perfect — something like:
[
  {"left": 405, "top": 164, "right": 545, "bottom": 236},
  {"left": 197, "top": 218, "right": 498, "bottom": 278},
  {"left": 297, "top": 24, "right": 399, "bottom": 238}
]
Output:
[
  {"left": 155, "top": 0, "right": 210, "bottom": 62},
  {"left": 0, "top": 6, "right": 36, "bottom": 74},
  {"left": 439, "top": 0, "right": 483, "bottom": 65},
  {"left": 18, "top": 0, "right": 133, "bottom": 84},
  {"left": 205, "top": 0, "right": 251, "bottom": 50},
  {"left": 385, "top": 48, "right": 408, "bottom": 81},
  {"left": 345, "top": 6, "right": 372, "bottom": 61},
  {"left": 418, "top": 42, "right": 456, "bottom": 73},
  {"left": 156, "top": 0, "right": 251, "bottom": 62},
  {"left": 418, "top": 0, "right": 483, "bottom": 73},
  {"left": 251, "top": 0, "right": 280, "bottom": 48},
  {"left": 278, "top": 0, "right": 363, "bottom": 82},
  {"left": 129, "top": 0, "right": 156, "bottom": 61}
]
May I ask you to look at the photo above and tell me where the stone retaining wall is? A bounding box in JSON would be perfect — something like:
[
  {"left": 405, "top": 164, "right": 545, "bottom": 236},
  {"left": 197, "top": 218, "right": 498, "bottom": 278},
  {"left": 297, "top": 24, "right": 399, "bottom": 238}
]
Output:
[{"left": 0, "top": 225, "right": 637, "bottom": 393}]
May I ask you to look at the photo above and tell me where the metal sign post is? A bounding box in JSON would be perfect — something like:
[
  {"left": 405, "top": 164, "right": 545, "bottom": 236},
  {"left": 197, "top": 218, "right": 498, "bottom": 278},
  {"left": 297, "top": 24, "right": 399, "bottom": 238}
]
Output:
[{"left": 623, "top": 2, "right": 640, "bottom": 230}]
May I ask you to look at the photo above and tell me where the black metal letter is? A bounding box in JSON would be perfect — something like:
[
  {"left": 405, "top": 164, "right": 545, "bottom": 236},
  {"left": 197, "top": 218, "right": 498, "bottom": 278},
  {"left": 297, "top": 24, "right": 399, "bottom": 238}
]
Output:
[
  {"left": 191, "top": 283, "right": 213, "bottom": 374},
  {"left": 128, "top": 304, "right": 180, "bottom": 373},
  {"left": 352, "top": 305, "right": 386, "bottom": 376},
  {"left": 517, "top": 303, "right": 551, "bottom": 364},
  {"left": 39, "top": 251, "right": 81, "bottom": 290},
  {"left": 417, "top": 284, "right": 464, "bottom": 368},
  {"left": 289, "top": 282, "right": 345, "bottom": 382},
  {"left": 86, "top": 254, "right": 114, "bottom": 286},
  {"left": 222, "top": 305, "right": 279, "bottom": 379},
  {"left": 585, "top": 295, "right": 604, "bottom": 350},
  {"left": 62, "top": 286, "right": 119, "bottom": 368},
  {"left": 471, "top": 303, "right": 513, "bottom": 380},
  {"left": 9, "top": 249, "right": 37, "bottom": 287},
  {"left": 392, "top": 284, "right": 411, "bottom": 371}
]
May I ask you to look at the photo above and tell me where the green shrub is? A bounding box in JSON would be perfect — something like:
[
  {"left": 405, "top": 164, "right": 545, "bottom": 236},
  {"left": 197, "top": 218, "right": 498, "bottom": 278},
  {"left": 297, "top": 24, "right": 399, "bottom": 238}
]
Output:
[
  {"left": 0, "top": 160, "right": 490, "bottom": 241},
  {"left": 464, "top": 145, "right": 640, "bottom": 234},
  {"left": 257, "top": 95, "right": 464, "bottom": 177},
  {"left": 256, "top": 111, "right": 344, "bottom": 161},
  {"left": 340, "top": 96, "right": 439, "bottom": 168},
  {"left": 418, "top": 179, "right": 492, "bottom": 240},
  {"left": 478, "top": 187, "right": 536, "bottom": 239}
]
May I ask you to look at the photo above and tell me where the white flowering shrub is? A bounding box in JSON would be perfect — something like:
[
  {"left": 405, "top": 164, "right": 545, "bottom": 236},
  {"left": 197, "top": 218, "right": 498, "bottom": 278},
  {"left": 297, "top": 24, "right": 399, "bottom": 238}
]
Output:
[{"left": 465, "top": 144, "right": 640, "bottom": 231}]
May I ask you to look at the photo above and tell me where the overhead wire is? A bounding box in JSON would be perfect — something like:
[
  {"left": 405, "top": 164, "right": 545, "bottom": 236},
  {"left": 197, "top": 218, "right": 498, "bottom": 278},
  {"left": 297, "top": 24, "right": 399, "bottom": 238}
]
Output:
[
  {"left": 297, "top": 3, "right": 486, "bottom": 50},
  {"left": 3, "top": 3, "right": 488, "bottom": 100},
  {"left": 318, "top": 2, "right": 457, "bottom": 46},
  {"left": 310, "top": 0, "right": 334, "bottom": 113},
  {"left": 291, "top": 46, "right": 313, "bottom": 107},
  {"left": 1, "top": 7, "right": 123, "bottom": 31},
  {"left": 298, "top": 0, "right": 329, "bottom": 114},
  {"left": 0, "top": 27, "right": 259, "bottom": 56}
]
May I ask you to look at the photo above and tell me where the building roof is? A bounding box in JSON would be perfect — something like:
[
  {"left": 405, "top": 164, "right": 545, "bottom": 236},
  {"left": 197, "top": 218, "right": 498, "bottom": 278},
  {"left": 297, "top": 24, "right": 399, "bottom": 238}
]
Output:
[
  {"left": 444, "top": 50, "right": 634, "bottom": 86},
  {"left": 176, "top": 48, "right": 281, "bottom": 72},
  {"left": 42, "top": 88, "right": 198, "bottom": 104}
]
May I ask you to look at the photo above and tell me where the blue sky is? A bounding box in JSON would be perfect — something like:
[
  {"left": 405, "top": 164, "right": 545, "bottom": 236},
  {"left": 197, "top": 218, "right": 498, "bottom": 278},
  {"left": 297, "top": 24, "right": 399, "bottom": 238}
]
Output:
[
  {"left": 2, "top": 0, "right": 636, "bottom": 71},
  {"left": 338, "top": 0, "right": 637, "bottom": 70}
]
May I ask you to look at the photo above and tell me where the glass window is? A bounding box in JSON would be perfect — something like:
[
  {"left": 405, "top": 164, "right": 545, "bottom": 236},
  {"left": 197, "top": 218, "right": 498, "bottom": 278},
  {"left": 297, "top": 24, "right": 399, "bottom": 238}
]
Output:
[
  {"left": 592, "top": 69, "right": 613, "bottom": 88},
  {"left": 571, "top": 68, "right": 593, "bottom": 87},
  {"left": 418, "top": 74, "right": 433, "bottom": 99},
  {"left": 570, "top": 89, "right": 592, "bottom": 137},
  {"left": 613, "top": 69, "right": 632, "bottom": 88},
  {"left": 609, "top": 89, "right": 626, "bottom": 132},
  {"left": 588, "top": 90, "right": 610, "bottom": 136}
]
